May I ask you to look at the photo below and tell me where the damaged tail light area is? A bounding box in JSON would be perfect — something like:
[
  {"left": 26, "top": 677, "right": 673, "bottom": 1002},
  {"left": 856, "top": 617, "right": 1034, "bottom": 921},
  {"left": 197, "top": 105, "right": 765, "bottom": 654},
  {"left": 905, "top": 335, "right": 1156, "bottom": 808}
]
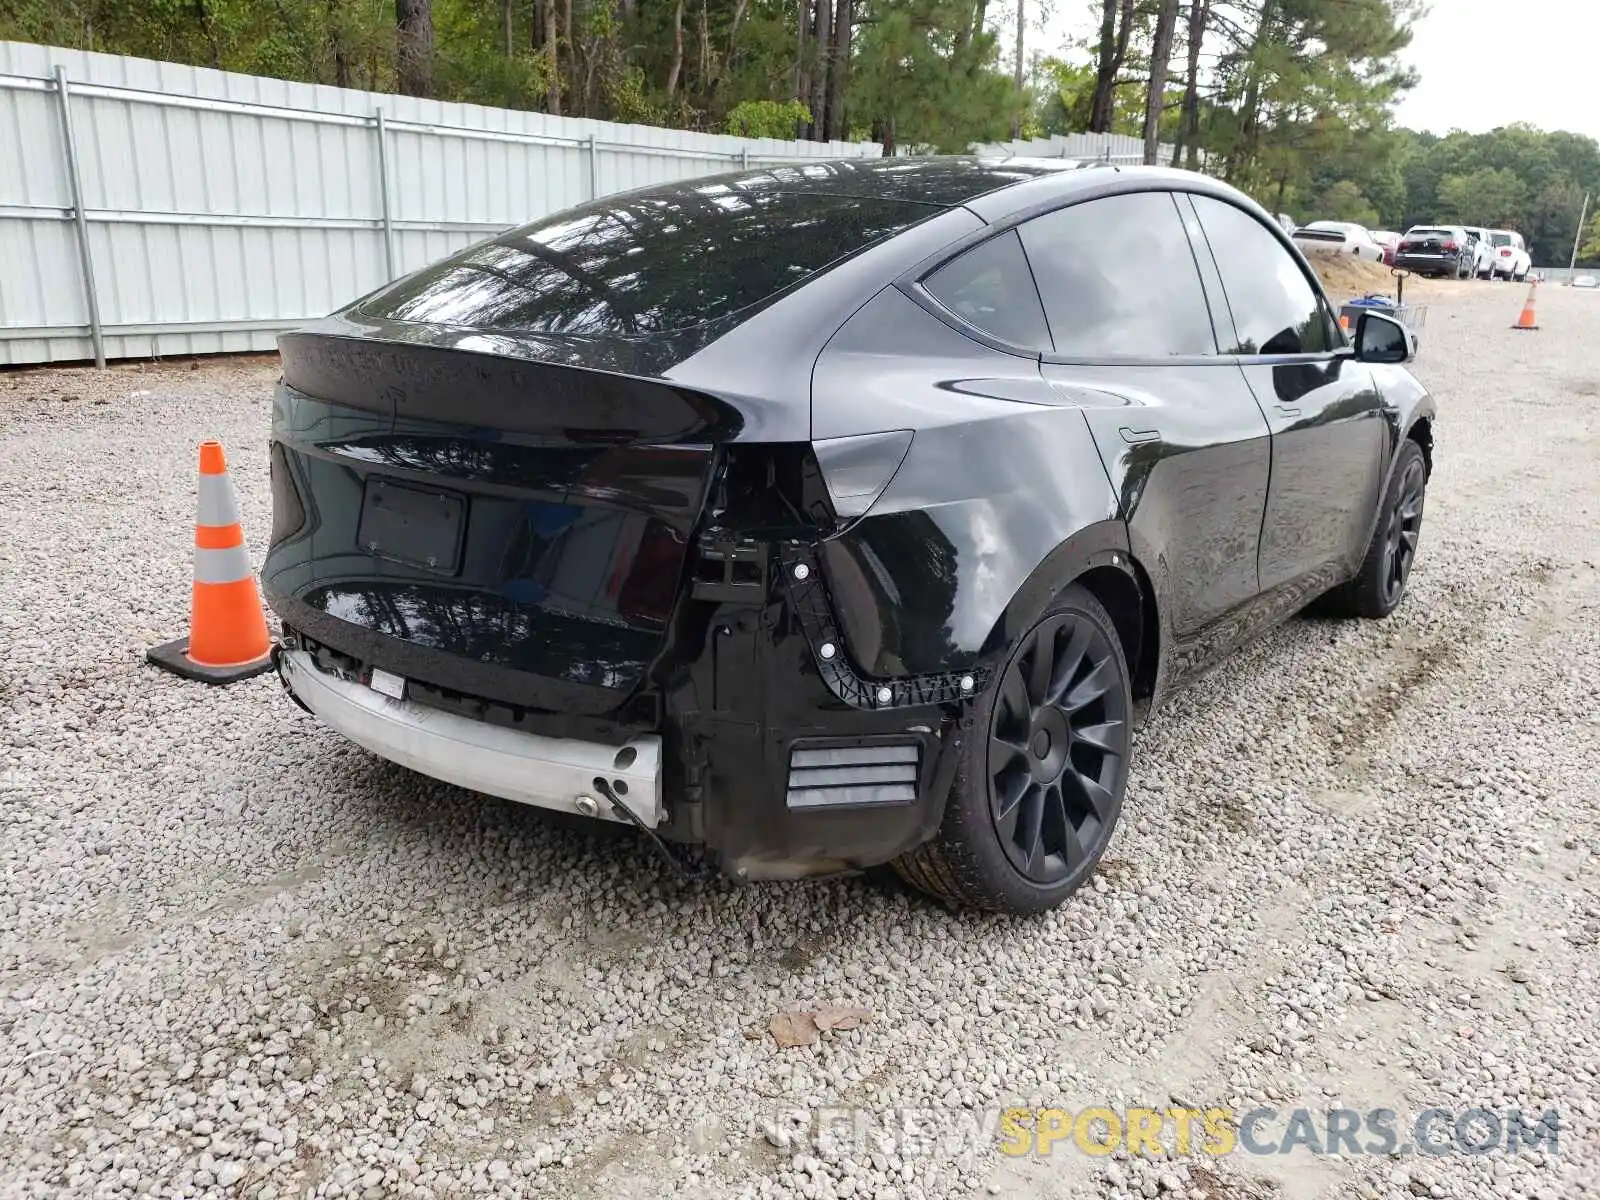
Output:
[{"left": 689, "top": 431, "right": 912, "bottom": 603}]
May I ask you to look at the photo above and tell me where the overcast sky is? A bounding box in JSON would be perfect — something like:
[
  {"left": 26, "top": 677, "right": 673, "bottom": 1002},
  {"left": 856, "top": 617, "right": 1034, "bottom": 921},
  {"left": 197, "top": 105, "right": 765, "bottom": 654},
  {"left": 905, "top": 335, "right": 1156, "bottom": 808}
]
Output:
[{"left": 1033, "top": 0, "right": 1598, "bottom": 141}]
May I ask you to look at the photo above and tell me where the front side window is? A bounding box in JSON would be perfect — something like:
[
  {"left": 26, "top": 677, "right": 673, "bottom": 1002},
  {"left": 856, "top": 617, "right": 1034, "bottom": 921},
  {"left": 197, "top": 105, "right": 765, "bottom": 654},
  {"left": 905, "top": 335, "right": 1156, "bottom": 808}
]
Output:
[
  {"left": 1015, "top": 192, "right": 1216, "bottom": 357},
  {"left": 1190, "top": 194, "right": 1338, "bottom": 355},
  {"left": 922, "top": 230, "right": 1050, "bottom": 350}
]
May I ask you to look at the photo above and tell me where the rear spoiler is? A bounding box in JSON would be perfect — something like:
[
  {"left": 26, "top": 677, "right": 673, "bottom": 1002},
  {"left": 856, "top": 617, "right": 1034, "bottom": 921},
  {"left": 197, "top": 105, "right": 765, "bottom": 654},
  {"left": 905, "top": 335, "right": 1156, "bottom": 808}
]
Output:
[{"left": 278, "top": 330, "right": 780, "bottom": 445}]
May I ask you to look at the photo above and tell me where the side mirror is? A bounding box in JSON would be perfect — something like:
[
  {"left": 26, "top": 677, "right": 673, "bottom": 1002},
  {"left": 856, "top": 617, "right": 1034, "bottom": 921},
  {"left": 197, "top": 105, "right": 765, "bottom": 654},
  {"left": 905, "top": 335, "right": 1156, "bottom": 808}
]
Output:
[{"left": 1354, "top": 310, "right": 1414, "bottom": 364}]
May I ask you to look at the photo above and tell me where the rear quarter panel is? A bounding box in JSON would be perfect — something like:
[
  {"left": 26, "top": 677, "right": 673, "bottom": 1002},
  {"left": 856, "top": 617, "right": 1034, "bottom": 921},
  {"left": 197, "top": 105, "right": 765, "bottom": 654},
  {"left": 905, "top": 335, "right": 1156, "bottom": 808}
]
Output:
[{"left": 809, "top": 287, "right": 1125, "bottom": 679}]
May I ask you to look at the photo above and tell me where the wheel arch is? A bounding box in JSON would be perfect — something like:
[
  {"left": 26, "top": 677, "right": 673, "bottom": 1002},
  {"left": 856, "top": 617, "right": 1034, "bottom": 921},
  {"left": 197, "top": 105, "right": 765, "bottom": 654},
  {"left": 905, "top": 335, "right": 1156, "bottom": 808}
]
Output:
[{"left": 973, "top": 520, "right": 1162, "bottom": 706}]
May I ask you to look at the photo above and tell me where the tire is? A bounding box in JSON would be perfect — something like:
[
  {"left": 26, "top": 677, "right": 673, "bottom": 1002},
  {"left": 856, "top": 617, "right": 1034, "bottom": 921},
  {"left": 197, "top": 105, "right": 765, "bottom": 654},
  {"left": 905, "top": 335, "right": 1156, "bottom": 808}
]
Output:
[
  {"left": 893, "top": 584, "right": 1132, "bottom": 913},
  {"left": 1327, "top": 441, "right": 1427, "bottom": 619}
]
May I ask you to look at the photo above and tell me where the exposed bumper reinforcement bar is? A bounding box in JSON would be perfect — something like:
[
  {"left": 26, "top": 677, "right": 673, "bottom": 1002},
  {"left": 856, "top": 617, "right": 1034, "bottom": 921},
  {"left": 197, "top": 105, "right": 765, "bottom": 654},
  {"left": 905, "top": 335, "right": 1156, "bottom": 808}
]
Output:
[{"left": 278, "top": 650, "right": 664, "bottom": 827}]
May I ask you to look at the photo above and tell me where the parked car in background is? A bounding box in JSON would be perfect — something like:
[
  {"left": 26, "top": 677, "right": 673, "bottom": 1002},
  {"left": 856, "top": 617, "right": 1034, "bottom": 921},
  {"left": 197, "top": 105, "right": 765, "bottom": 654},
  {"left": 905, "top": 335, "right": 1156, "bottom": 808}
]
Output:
[
  {"left": 1394, "top": 225, "right": 1475, "bottom": 278},
  {"left": 1462, "top": 227, "right": 1496, "bottom": 279},
  {"left": 1292, "top": 220, "right": 1385, "bottom": 262},
  {"left": 1573, "top": 274, "right": 1597, "bottom": 289},
  {"left": 1488, "top": 230, "right": 1531, "bottom": 281},
  {"left": 1369, "top": 230, "right": 1401, "bottom": 266},
  {"left": 263, "top": 158, "right": 1435, "bottom": 913}
]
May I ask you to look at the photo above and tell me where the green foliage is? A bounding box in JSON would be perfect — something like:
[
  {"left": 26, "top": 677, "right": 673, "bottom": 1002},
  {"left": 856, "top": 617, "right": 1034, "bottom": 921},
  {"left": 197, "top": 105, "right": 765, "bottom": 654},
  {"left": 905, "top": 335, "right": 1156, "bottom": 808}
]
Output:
[
  {"left": 1315, "top": 180, "right": 1379, "bottom": 228},
  {"left": 726, "top": 99, "right": 811, "bottom": 139},
  {"left": 848, "top": 0, "right": 1018, "bottom": 153},
  {"left": 1580, "top": 212, "right": 1600, "bottom": 261},
  {"left": 1436, "top": 167, "right": 1530, "bottom": 229}
]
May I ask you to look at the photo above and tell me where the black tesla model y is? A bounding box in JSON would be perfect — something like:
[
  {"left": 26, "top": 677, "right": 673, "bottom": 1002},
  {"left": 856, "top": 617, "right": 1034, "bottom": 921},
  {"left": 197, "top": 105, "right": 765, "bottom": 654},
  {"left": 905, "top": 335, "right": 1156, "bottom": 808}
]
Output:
[{"left": 266, "top": 158, "right": 1433, "bottom": 912}]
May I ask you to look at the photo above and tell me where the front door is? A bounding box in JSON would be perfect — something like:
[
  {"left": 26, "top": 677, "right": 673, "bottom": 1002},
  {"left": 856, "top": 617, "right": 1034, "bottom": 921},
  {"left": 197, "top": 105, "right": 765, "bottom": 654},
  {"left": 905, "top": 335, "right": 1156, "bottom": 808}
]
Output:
[{"left": 1184, "top": 194, "right": 1389, "bottom": 605}]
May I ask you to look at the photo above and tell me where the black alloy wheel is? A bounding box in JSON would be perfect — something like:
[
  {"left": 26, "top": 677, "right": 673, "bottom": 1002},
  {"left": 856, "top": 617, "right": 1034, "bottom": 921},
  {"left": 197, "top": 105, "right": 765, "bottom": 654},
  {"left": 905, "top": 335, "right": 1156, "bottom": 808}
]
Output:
[
  {"left": 1329, "top": 439, "right": 1428, "bottom": 620},
  {"left": 893, "top": 584, "right": 1133, "bottom": 913},
  {"left": 1381, "top": 453, "right": 1426, "bottom": 608},
  {"left": 987, "top": 612, "right": 1128, "bottom": 885}
]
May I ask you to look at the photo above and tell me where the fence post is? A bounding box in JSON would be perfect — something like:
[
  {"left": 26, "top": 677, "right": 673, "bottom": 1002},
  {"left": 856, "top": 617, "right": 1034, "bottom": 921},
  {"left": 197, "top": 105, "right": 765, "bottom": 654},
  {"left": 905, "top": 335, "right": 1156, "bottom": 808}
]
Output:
[
  {"left": 374, "top": 107, "right": 396, "bottom": 280},
  {"left": 586, "top": 134, "right": 599, "bottom": 201},
  {"left": 51, "top": 65, "right": 105, "bottom": 369},
  {"left": 741, "top": 146, "right": 749, "bottom": 170}
]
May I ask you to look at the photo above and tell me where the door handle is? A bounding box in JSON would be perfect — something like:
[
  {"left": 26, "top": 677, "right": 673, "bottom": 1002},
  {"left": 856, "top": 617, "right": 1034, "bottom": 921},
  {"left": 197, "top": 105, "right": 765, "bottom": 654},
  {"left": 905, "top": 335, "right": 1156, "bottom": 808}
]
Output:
[
  {"left": 1275, "top": 404, "right": 1302, "bottom": 417},
  {"left": 1119, "top": 427, "right": 1160, "bottom": 445}
]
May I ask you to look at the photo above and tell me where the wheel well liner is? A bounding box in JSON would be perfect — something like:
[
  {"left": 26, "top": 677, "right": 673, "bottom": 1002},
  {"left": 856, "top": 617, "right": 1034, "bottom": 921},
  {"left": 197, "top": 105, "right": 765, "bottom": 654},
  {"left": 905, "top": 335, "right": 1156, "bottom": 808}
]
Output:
[
  {"left": 1074, "top": 560, "right": 1159, "bottom": 702},
  {"left": 1406, "top": 416, "right": 1433, "bottom": 476}
]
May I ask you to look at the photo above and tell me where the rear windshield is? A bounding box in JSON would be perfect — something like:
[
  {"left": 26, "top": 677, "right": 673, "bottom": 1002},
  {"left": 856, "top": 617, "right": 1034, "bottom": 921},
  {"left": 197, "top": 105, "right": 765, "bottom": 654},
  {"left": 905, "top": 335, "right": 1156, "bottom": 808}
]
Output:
[
  {"left": 1407, "top": 228, "right": 1453, "bottom": 238},
  {"left": 1491, "top": 232, "right": 1512, "bottom": 246},
  {"left": 358, "top": 178, "right": 938, "bottom": 337}
]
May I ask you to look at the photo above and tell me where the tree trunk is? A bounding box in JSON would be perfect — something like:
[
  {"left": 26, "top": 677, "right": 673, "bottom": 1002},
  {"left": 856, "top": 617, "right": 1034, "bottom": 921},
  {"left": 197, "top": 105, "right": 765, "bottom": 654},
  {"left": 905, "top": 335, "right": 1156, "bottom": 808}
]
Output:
[
  {"left": 395, "top": 0, "right": 434, "bottom": 98},
  {"left": 1232, "top": 0, "right": 1275, "bottom": 180},
  {"left": 810, "top": 0, "right": 832, "bottom": 141},
  {"left": 1011, "top": 0, "right": 1024, "bottom": 140},
  {"left": 329, "top": 0, "right": 351, "bottom": 87},
  {"left": 698, "top": 0, "right": 710, "bottom": 93},
  {"left": 504, "top": 0, "right": 514, "bottom": 57},
  {"left": 563, "top": 0, "right": 574, "bottom": 99},
  {"left": 544, "top": 0, "right": 562, "bottom": 113},
  {"left": 1174, "top": 0, "right": 1208, "bottom": 169},
  {"left": 824, "top": 0, "right": 852, "bottom": 142},
  {"left": 722, "top": 0, "right": 749, "bottom": 88},
  {"left": 794, "top": 0, "right": 809, "bottom": 136},
  {"left": 531, "top": 0, "right": 546, "bottom": 50},
  {"left": 666, "top": 0, "right": 684, "bottom": 96},
  {"left": 1142, "top": 0, "right": 1179, "bottom": 165},
  {"left": 1089, "top": 0, "right": 1133, "bottom": 133}
]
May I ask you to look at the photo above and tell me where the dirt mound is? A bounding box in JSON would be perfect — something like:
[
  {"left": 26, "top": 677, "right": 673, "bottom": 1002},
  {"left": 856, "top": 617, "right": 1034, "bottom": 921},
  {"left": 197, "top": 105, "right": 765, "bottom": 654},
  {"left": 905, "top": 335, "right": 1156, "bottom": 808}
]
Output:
[{"left": 1309, "top": 254, "right": 1398, "bottom": 300}]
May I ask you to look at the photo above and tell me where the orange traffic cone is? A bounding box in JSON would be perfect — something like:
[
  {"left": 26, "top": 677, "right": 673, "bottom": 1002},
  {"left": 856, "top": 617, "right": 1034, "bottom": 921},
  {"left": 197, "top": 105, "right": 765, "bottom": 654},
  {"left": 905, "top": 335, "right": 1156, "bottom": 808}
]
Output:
[
  {"left": 1511, "top": 279, "right": 1539, "bottom": 330},
  {"left": 1339, "top": 312, "right": 1351, "bottom": 332},
  {"left": 147, "top": 440, "right": 275, "bottom": 683}
]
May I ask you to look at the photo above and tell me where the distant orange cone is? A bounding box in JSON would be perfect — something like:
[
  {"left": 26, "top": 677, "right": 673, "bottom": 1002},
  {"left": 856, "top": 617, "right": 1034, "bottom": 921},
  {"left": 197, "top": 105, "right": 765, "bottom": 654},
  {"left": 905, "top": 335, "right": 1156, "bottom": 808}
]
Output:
[
  {"left": 147, "top": 440, "right": 275, "bottom": 683},
  {"left": 1339, "top": 312, "right": 1351, "bottom": 332},
  {"left": 1512, "top": 278, "right": 1539, "bottom": 330}
]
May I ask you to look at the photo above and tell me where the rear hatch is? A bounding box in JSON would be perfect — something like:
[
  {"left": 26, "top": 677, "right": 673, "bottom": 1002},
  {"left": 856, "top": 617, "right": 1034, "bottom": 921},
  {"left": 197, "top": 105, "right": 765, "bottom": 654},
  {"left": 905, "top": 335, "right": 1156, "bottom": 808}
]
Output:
[
  {"left": 1400, "top": 227, "right": 1455, "bottom": 256},
  {"left": 264, "top": 167, "right": 946, "bottom": 716},
  {"left": 266, "top": 330, "right": 743, "bottom": 716}
]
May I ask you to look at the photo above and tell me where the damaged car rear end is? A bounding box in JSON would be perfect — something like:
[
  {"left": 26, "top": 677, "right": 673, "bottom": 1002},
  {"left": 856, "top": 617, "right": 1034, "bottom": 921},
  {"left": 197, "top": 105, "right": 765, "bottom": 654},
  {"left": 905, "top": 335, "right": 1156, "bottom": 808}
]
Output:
[{"left": 267, "top": 161, "right": 1037, "bottom": 888}]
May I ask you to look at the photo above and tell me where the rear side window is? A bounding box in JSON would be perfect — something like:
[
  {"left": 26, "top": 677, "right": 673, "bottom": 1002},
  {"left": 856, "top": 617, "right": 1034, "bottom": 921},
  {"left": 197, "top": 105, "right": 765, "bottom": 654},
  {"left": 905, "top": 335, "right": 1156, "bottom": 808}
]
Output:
[
  {"left": 1190, "top": 195, "right": 1338, "bottom": 355},
  {"left": 922, "top": 230, "right": 1050, "bottom": 350},
  {"left": 358, "top": 180, "right": 935, "bottom": 336},
  {"left": 1016, "top": 192, "right": 1216, "bottom": 357}
]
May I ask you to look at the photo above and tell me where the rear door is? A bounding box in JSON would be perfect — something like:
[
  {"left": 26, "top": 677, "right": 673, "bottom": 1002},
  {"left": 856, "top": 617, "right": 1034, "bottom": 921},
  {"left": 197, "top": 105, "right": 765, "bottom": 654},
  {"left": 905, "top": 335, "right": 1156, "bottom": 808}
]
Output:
[
  {"left": 1021, "top": 190, "right": 1274, "bottom": 683},
  {"left": 1186, "top": 193, "right": 1389, "bottom": 602}
]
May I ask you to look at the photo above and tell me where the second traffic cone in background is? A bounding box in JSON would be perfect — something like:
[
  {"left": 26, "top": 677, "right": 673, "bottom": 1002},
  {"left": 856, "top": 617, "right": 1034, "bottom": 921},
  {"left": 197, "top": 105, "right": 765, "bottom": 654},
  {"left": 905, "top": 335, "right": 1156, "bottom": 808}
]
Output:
[
  {"left": 147, "top": 440, "right": 275, "bottom": 684},
  {"left": 1512, "top": 278, "right": 1539, "bottom": 330}
]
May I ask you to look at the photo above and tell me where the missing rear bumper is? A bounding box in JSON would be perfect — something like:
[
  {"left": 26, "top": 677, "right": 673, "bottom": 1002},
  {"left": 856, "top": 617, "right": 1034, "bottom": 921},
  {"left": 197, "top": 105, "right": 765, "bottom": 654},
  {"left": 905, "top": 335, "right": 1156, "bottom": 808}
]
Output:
[{"left": 278, "top": 650, "right": 663, "bottom": 826}]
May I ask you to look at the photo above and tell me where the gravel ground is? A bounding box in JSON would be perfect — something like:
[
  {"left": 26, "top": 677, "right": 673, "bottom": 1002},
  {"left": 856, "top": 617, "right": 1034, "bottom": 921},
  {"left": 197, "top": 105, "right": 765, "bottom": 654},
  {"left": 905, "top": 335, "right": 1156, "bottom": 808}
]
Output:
[{"left": 1, "top": 282, "right": 1597, "bottom": 1200}]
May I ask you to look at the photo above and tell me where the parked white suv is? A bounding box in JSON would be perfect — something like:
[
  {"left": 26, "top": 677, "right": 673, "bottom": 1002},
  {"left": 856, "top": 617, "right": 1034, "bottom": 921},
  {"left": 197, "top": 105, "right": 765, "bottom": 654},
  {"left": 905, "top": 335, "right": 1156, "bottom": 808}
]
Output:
[
  {"left": 1488, "top": 229, "right": 1531, "bottom": 281},
  {"left": 1462, "top": 227, "right": 1496, "bottom": 279}
]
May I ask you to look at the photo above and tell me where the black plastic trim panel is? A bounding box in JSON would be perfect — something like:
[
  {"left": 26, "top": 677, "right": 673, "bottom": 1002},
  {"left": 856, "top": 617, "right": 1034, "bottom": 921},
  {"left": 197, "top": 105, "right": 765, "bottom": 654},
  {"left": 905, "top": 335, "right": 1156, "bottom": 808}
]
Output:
[{"left": 777, "top": 542, "right": 992, "bottom": 710}]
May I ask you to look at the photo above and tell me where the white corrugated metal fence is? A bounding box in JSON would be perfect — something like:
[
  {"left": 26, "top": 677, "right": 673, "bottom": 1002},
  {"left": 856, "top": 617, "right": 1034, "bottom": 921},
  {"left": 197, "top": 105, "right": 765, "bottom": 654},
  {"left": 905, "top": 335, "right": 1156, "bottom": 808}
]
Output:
[
  {"left": 0, "top": 41, "right": 881, "bottom": 366},
  {"left": 968, "top": 132, "right": 1193, "bottom": 166}
]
